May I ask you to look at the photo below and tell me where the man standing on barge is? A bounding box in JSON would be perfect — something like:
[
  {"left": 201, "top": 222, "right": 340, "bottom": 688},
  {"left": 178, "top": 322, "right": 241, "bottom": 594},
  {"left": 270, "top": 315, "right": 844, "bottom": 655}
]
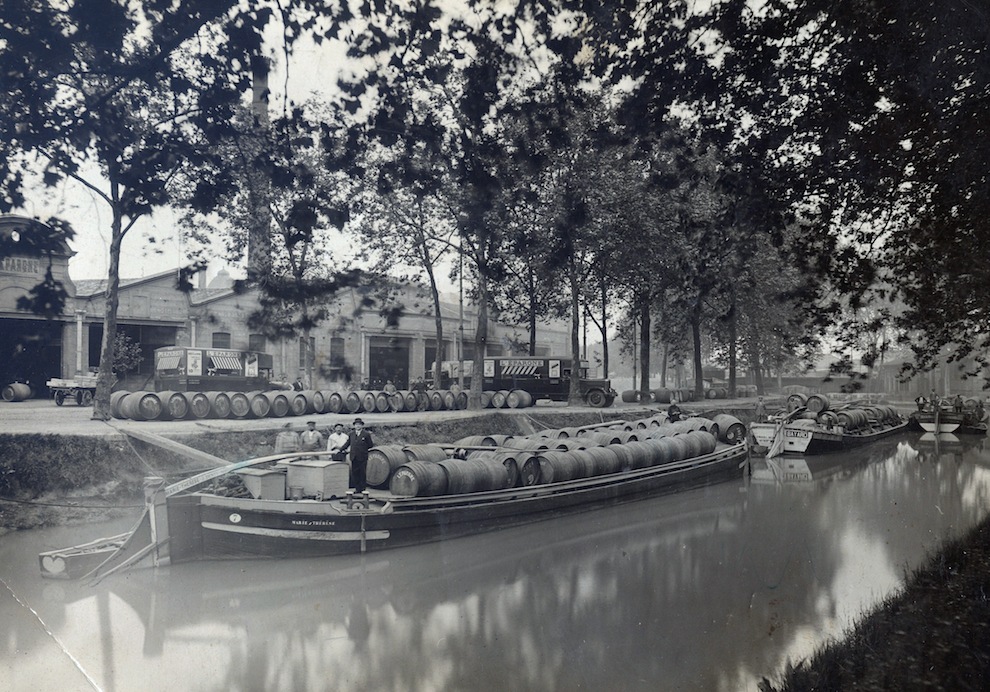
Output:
[{"left": 338, "top": 418, "right": 374, "bottom": 493}]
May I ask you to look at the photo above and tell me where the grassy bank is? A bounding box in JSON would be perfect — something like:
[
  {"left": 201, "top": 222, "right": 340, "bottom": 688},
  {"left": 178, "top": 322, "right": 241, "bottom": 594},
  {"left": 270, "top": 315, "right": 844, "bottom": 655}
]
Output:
[{"left": 760, "top": 514, "right": 990, "bottom": 691}]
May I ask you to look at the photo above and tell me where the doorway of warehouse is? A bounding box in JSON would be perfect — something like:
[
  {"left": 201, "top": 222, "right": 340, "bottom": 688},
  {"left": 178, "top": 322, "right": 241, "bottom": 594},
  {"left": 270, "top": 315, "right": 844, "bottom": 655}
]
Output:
[{"left": 368, "top": 336, "right": 410, "bottom": 390}]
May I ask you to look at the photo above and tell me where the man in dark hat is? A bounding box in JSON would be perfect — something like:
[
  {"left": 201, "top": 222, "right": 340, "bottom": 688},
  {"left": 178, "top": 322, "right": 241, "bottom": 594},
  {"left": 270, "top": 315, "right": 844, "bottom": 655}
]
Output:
[{"left": 338, "top": 418, "right": 374, "bottom": 492}]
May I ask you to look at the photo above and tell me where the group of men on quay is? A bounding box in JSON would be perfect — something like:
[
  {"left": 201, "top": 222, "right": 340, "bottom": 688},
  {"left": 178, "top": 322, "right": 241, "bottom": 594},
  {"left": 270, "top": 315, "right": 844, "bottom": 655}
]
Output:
[{"left": 273, "top": 418, "right": 375, "bottom": 492}]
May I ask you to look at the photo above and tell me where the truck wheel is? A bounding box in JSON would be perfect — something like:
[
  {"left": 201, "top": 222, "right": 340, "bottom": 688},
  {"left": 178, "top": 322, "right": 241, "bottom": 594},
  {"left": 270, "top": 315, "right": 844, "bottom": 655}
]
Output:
[
  {"left": 54, "top": 391, "right": 65, "bottom": 406},
  {"left": 81, "top": 390, "right": 94, "bottom": 406},
  {"left": 586, "top": 389, "right": 607, "bottom": 408},
  {"left": 75, "top": 390, "right": 84, "bottom": 405}
]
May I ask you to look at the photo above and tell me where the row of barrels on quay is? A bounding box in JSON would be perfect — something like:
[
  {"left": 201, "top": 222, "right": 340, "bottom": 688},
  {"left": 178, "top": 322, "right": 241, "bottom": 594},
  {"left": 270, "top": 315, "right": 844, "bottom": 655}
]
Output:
[
  {"left": 109, "top": 386, "right": 538, "bottom": 421},
  {"left": 373, "top": 412, "right": 748, "bottom": 497},
  {"left": 619, "top": 384, "right": 759, "bottom": 404},
  {"left": 784, "top": 392, "right": 902, "bottom": 431}
]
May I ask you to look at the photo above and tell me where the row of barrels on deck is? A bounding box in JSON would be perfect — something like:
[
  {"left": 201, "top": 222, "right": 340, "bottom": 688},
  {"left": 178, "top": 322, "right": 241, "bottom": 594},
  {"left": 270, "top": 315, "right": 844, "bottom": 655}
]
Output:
[
  {"left": 783, "top": 393, "right": 902, "bottom": 431},
  {"left": 372, "top": 413, "right": 746, "bottom": 497},
  {"left": 108, "top": 386, "right": 537, "bottom": 421}
]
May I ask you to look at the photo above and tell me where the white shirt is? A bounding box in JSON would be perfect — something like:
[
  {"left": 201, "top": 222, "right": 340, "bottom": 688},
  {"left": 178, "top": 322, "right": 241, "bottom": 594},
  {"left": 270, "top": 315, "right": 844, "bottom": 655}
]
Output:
[{"left": 327, "top": 431, "right": 349, "bottom": 452}]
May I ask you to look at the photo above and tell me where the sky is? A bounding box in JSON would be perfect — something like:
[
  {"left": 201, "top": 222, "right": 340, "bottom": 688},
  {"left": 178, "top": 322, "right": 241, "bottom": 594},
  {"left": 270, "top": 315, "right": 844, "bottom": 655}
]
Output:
[{"left": 24, "top": 25, "right": 354, "bottom": 285}]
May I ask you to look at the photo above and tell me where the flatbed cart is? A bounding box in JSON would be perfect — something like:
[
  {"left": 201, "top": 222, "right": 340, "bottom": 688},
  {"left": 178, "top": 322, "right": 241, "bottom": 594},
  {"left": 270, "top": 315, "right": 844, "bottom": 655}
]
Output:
[{"left": 46, "top": 376, "right": 98, "bottom": 406}]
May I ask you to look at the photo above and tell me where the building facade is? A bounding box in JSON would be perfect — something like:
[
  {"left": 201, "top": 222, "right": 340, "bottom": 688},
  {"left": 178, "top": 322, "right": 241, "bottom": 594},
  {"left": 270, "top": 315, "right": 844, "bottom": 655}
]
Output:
[{"left": 0, "top": 216, "right": 571, "bottom": 394}]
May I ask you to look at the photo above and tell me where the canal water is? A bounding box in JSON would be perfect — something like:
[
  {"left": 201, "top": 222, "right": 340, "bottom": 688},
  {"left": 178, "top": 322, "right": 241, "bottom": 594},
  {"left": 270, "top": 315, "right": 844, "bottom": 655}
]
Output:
[{"left": 2, "top": 432, "right": 989, "bottom": 691}]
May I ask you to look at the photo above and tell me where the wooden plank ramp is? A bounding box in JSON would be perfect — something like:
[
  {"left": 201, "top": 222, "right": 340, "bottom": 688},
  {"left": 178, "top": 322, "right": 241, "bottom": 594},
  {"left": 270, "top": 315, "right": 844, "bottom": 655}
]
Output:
[{"left": 114, "top": 427, "right": 230, "bottom": 468}]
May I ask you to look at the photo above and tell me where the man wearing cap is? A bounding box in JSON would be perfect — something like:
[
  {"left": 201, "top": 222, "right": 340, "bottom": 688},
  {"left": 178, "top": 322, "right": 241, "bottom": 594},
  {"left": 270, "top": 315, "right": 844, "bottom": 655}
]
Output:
[
  {"left": 300, "top": 420, "right": 324, "bottom": 453},
  {"left": 338, "top": 418, "right": 374, "bottom": 492},
  {"left": 274, "top": 422, "right": 300, "bottom": 454}
]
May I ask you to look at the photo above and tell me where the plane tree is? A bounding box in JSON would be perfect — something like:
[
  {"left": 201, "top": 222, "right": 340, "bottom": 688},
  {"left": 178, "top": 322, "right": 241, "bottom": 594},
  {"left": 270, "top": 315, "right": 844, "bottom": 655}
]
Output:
[
  {"left": 0, "top": 0, "right": 338, "bottom": 418},
  {"left": 714, "top": 0, "right": 990, "bottom": 383}
]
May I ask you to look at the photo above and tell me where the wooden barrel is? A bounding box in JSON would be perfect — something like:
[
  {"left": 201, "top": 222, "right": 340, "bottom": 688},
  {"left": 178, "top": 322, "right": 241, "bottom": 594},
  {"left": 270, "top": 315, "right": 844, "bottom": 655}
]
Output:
[
  {"left": 536, "top": 451, "right": 582, "bottom": 484},
  {"left": 679, "top": 431, "right": 704, "bottom": 458},
  {"left": 388, "top": 390, "right": 409, "bottom": 412},
  {"left": 442, "top": 390, "right": 456, "bottom": 410},
  {"left": 372, "top": 391, "right": 389, "bottom": 413},
  {"left": 651, "top": 388, "right": 672, "bottom": 404},
  {"left": 786, "top": 392, "right": 807, "bottom": 412},
  {"left": 554, "top": 438, "right": 590, "bottom": 452},
  {"left": 619, "top": 441, "right": 650, "bottom": 469},
  {"left": 584, "top": 446, "right": 622, "bottom": 475},
  {"left": 455, "top": 391, "right": 469, "bottom": 410},
  {"left": 665, "top": 436, "right": 691, "bottom": 462},
  {"left": 805, "top": 393, "right": 831, "bottom": 414},
  {"left": 491, "top": 390, "right": 510, "bottom": 409},
  {"left": 288, "top": 392, "right": 310, "bottom": 416},
  {"left": 344, "top": 391, "right": 362, "bottom": 414},
  {"left": 711, "top": 414, "right": 746, "bottom": 444},
  {"left": 110, "top": 390, "right": 131, "bottom": 419},
  {"left": 205, "top": 391, "right": 231, "bottom": 418},
  {"left": 438, "top": 459, "right": 491, "bottom": 494},
  {"left": 465, "top": 454, "right": 515, "bottom": 490},
  {"left": 428, "top": 390, "right": 444, "bottom": 411},
  {"left": 389, "top": 461, "right": 448, "bottom": 497},
  {"left": 481, "top": 390, "right": 495, "bottom": 408},
  {"left": 228, "top": 392, "right": 251, "bottom": 418},
  {"left": 818, "top": 411, "right": 839, "bottom": 427},
  {"left": 310, "top": 390, "right": 327, "bottom": 414},
  {"left": 501, "top": 436, "right": 551, "bottom": 452},
  {"left": 184, "top": 391, "right": 211, "bottom": 419},
  {"left": 494, "top": 451, "right": 539, "bottom": 486},
  {"left": 609, "top": 443, "right": 636, "bottom": 471},
  {"left": 367, "top": 445, "right": 413, "bottom": 488},
  {"left": 2, "top": 383, "right": 32, "bottom": 401},
  {"left": 507, "top": 389, "right": 533, "bottom": 408},
  {"left": 693, "top": 430, "right": 718, "bottom": 455},
  {"left": 244, "top": 391, "right": 269, "bottom": 418},
  {"left": 359, "top": 390, "right": 377, "bottom": 413},
  {"left": 403, "top": 444, "right": 449, "bottom": 462},
  {"left": 161, "top": 391, "right": 189, "bottom": 419},
  {"left": 271, "top": 391, "right": 294, "bottom": 417},
  {"left": 120, "top": 391, "right": 164, "bottom": 421},
  {"left": 620, "top": 390, "right": 640, "bottom": 403},
  {"left": 321, "top": 391, "right": 342, "bottom": 414}
]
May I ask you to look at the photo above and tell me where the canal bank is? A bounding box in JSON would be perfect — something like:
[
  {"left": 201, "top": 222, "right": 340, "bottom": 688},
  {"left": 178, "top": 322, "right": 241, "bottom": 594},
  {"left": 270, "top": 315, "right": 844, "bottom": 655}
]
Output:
[{"left": 760, "top": 510, "right": 990, "bottom": 691}]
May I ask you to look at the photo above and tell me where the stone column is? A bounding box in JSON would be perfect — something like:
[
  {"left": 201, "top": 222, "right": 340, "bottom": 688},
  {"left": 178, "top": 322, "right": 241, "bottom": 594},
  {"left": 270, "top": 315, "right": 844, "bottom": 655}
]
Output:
[{"left": 74, "top": 309, "right": 86, "bottom": 375}]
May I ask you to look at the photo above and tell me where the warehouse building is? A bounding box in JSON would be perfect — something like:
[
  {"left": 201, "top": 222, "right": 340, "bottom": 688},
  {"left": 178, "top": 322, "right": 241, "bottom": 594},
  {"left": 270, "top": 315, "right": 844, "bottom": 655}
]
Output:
[{"left": 0, "top": 215, "right": 570, "bottom": 395}]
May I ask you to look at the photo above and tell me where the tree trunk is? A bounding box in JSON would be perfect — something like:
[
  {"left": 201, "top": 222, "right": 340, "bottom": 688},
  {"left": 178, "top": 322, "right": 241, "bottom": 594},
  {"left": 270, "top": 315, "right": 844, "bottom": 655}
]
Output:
[
  {"left": 568, "top": 256, "right": 582, "bottom": 404},
  {"left": 418, "top": 224, "right": 445, "bottom": 384},
  {"left": 528, "top": 266, "right": 537, "bottom": 356},
  {"left": 93, "top": 202, "right": 123, "bottom": 421},
  {"left": 599, "top": 279, "right": 609, "bottom": 375},
  {"left": 749, "top": 325, "right": 765, "bottom": 395},
  {"left": 638, "top": 298, "right": 651, "bottom": 396},
  {"left": 470, "top": 262, "right": 489, "bottom": 410},
  {"left": 692, "top": 300, "right": 704, "bottom": 400},
  {"left": 661, "top": 342, "right": 669, "bottom": 388},
  {"left": 728, "top": 291, "right": 737, "bottom": 398}
]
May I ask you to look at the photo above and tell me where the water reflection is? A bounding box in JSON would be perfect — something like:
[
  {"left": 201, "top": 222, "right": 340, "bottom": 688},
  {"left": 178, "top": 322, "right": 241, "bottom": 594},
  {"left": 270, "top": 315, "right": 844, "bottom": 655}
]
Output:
[{"left": 3, "top": 433, "right": 990, "bottom": 691}]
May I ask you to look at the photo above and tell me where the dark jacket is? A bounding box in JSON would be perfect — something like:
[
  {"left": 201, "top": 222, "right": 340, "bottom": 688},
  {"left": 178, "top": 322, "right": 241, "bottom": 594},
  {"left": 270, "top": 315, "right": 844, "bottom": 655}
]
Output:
[{"left": 340, "top": 429, "right": 374, "bottom": 461}]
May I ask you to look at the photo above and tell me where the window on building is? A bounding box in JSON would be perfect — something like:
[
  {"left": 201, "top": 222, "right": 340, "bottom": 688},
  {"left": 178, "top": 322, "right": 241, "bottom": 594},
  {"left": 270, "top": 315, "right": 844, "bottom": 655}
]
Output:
[
  {"left": 535, "top": 346, "right": 551, "bottom": 356},
  {"left": 212, "top": 332, "right": 231, "bottom": 349},
  {"left": 299, "top": 336, "right": 315, "bottom": 370},
  {"left": 249, "top": 334, "right": 267, "bottom": 353}
]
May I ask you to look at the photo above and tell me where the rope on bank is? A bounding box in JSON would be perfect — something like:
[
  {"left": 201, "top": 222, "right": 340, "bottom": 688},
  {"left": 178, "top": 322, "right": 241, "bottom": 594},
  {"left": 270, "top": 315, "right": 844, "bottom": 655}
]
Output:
[{"left": 0, "top": 496, "right": 143, "bottom": 509}]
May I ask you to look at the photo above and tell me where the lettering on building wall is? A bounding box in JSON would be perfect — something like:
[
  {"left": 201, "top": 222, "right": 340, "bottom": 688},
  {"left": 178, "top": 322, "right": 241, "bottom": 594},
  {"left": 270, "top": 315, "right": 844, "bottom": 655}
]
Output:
[{"left": 2, "top": 257, "right": 41, "bottom": 274}]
